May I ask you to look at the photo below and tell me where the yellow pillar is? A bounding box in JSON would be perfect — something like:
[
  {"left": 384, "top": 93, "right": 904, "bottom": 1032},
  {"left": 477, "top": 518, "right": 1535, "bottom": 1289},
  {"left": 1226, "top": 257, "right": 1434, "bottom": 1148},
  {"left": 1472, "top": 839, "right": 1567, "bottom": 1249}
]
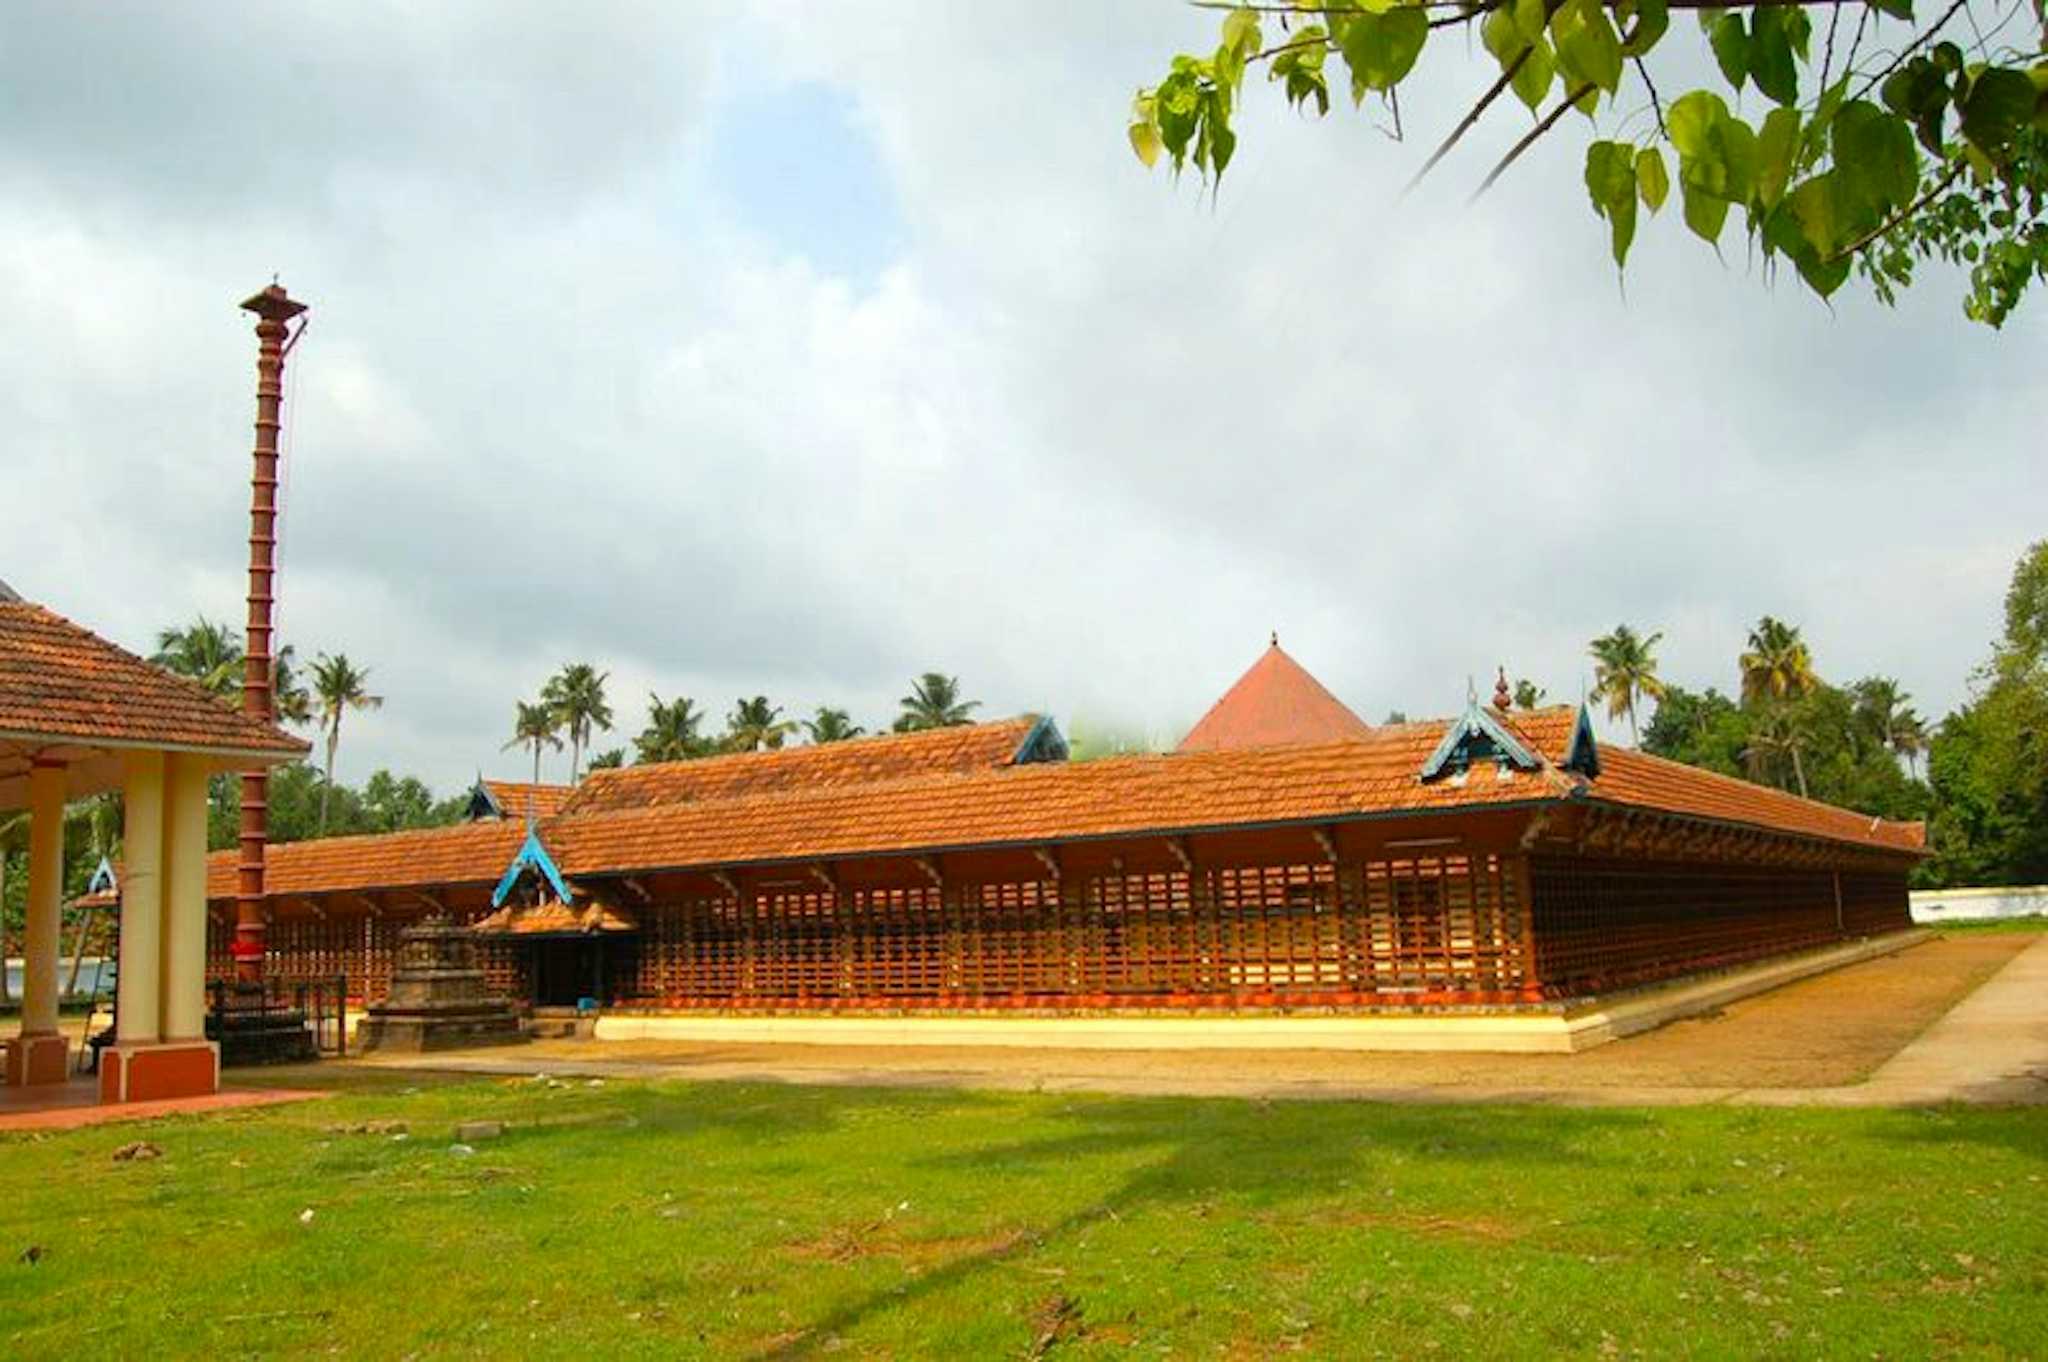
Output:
[
  {"left": 5, "top": 760, "right": 71, "bottom": 1084},
  {"left": 117, "top": 752, "right": 165, "bottom": 1045},
  {"left": 21, "top": 761, "right": 64, "bottom": 1035},
  {"left": 159, "top": 753, "right": 211, "bottom": 1042}
]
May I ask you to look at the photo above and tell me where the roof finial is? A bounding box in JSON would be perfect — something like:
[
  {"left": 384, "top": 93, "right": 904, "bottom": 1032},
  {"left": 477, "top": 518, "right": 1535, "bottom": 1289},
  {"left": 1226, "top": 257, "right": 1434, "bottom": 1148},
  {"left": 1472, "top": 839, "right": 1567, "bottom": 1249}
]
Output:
[
  {"left": 1270, "top": 629, "right": 1279, "bottom": 648},
  {"left": 1466, "top": 674, "right": 1477, "bottom": 706},
  {"left": 1493, "top": 666, "right": 1512, "bottom": 712}
]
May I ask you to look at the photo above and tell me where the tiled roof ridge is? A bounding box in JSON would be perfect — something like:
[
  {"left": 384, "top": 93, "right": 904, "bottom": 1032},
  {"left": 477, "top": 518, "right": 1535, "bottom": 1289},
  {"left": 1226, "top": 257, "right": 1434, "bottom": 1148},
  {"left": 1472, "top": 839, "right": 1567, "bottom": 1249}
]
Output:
[
  {"left": 557, "top": 713, "right": 1043, "bottom": 815},
  {"left": 0, "top": 600, "right": 309, "bottom": 754}
]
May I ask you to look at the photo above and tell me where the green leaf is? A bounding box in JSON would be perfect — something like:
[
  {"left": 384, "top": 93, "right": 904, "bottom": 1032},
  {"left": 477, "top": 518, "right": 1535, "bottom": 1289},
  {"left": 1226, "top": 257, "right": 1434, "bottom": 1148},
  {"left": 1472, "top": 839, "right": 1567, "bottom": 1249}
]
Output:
[
  {"left": 1336, "top": 7, "right": 1429, "bottom": 94},
  {"left": 1682, "top": 180, "right": 1731, "bottom": 243},
  {"left": 1514, "top": 0, "right": 1550, "bottom": 45},
  {"left": 1776, "top": 175, "right": 1854, "bottom": 293},
  {"left": 1481, "top": 5, "right": 1520, "bottom": 64},
  {"left": 1832, "top": 100, "right": 1919, "bottom": 211},
  {"left": 1585, "top": 141, "right": 1639, "bottom": 265},
  {"left": 1621, "top": 0, "right": 1669, "bottom": 58},
  {"left": 1636, "top": 145, "right": 1670, "bottom": 211},
  {"left": 1869, "top": 0, "right": 1914, "bottom": 18},
  {"left": 1708, "top": 15, "right": 1748, "bottom": 92},
  {"left": 1128, "top": 119, "right": 1162, "bottom": 168},
  {"left": 1513, "top": 37, "right": 1556, "bottom": 110},
  {"left": 1748, "top": 7, "right": 1798, "bottom": 107},
  {"left": 1756, "top": 106, "right": 1801, "bottom": 209},
  {"left": 1669, "top": 90, "right": 1727, "bottom": 161},
  {"left": 1554, "top": 0, "right": 1623, "bottom": 94},
  {"left": 1960, "top": 68, "right": 2038, "bottom": 157}
]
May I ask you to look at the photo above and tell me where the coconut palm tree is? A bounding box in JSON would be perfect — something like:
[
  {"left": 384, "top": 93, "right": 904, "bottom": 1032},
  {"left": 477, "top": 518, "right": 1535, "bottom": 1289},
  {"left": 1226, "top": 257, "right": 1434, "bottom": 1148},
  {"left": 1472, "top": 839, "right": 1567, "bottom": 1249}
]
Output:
[
  {"left": 804, "top": 707, "right": 865, "bottom": 744},
  {"left": 543, "top": 663, "right": 613, "bottom": 782},
  {"left": 504, "top": 700, "right": 564, "bottom": 787},
  {"left": 1741, "top": 704, "right": 1813, "bottom": 797},
  {"left": 1740, "top": 616, "right": 1819, "bottom": 706},
  {"left": 1850, "top": 676, "right": 1930, "bottom": 776},
  {"left": 894, "top": 673, "right": 981, "bottom": 732},
  {"left": 152, "top": 616, "right": 243, "bottom": 701},
  {"left": 636, "top": 693, "right": 706, "bottom": 764},
  {"left": 725, "top": 696, "right": 798, "bottom": 752},
  {"left": 311, "top": 653, "right": 383, "bottom": 833},
  {"left": 585, "top": 749, "right": 626, "bottom": 771},
  {"left": 1588, "top": 625, "right": 1666, "bottom": 745},
  {"left": 271, "top": 644, "right": 314, "bottom": 727}
]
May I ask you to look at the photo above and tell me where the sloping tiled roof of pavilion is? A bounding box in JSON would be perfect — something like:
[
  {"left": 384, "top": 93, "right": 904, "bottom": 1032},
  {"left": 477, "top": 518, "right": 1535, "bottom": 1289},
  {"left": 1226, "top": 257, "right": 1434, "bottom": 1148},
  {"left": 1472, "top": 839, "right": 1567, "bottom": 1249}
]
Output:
[
  {"left": 1177, "top": 638, "right": 1372, "bottom": 752},
  {"left": 559, "top": 714, "right": 1056, "bottom": 815},
  {"left": 164, "top": 705, "right": 1923, "bottom": 908},
  {"left": 197, "top": 820, "right": 526, "bottom": 900},
  {"left": 0, "top": 600, "right": 308, "bottom": 756},
  {"left": 544, "top": 705, "right": 1923, "bottom": 879}
]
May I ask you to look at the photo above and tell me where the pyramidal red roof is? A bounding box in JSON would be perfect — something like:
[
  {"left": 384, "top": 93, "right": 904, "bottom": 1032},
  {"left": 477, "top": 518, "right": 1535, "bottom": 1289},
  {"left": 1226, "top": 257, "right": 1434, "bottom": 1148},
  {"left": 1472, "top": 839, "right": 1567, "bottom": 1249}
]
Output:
[{"left": 1177, "top": 638, "right": 1372, "bottom": 753}]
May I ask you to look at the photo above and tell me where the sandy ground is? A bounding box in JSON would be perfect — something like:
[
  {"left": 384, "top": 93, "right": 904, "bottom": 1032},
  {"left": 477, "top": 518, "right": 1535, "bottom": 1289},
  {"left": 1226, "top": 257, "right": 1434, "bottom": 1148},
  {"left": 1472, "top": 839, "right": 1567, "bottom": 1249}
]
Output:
[{"left": 342, "top": 932, "right": 2040, "bottom": 1104}]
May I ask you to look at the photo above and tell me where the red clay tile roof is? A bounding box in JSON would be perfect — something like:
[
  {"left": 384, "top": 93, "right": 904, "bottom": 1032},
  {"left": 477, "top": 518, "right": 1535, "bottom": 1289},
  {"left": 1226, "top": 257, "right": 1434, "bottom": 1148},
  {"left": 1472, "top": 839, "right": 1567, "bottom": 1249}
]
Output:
[
  {"left": 0, "top": 601, "right": 307, "bottom": 757},
  {"left": 559, "top": 716, "right": 1046, "bottom": 816},
  {"left": 480, "top": 780, "right": 575, "bottom": 820},
  {"left": 166, "top": 704, "right": 1917, "bottom": 909},
  {"left": 546, "top": 705, "right": 1921, "bottom": 876},
  {"left": 472, "top": 899, "right": 637, "bottom": 936},
  {"left": 1583, "top": 745, "right": 1928, "bottom": 853},
  {"left": 200, "top": 820, "right": 525, "bottom": 901},
  {"left": 1178, "top": 641, "right": 1372, "bottom": 752}
]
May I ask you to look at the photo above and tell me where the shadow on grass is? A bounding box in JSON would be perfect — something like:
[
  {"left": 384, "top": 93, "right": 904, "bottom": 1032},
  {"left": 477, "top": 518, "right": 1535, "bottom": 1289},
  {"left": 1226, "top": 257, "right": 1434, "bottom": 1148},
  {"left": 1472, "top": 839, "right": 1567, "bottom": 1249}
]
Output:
[{"left": 738, "top": 1095, "right": 1654, "bottom": 1357}]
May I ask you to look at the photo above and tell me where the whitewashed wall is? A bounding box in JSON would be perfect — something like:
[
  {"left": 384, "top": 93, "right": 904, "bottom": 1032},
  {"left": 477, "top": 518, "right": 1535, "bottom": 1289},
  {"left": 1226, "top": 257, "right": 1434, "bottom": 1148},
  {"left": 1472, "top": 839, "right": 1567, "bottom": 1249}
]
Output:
[{"left": 1910, "top": 885, "right": 2048, "bottom": 923}]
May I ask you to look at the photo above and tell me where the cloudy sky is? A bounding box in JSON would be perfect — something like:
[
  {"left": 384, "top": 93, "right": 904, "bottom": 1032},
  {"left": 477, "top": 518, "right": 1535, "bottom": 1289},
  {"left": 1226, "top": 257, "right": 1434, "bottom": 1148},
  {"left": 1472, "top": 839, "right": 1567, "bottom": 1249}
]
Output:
[{"left": 4, "top": 2, "right": 2040, "bottom": 792}]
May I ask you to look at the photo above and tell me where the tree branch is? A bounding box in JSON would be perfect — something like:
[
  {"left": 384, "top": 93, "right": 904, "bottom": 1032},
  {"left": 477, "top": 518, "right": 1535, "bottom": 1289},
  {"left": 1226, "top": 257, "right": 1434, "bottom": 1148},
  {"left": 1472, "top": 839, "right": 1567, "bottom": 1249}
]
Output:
[
  {"left": 1633, "top": 55, "right": 1668, "bottom": 140},
  {"left": 1471, "top": 83, "right": 1597, "bottom": 202},
  {"left": 1403, "top": 48, "right": 1529, "bottom": 196},
  {"left": 1829, "top": 158, "right": 1968, "bottom": 260},
  {"left": 1852, "top": 0, "right": 1972, "bottom": 101}
]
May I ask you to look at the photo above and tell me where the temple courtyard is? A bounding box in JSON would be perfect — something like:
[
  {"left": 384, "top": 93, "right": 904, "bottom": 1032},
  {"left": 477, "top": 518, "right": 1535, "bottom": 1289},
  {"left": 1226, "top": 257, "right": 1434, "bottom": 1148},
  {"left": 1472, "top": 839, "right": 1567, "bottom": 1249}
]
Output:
[{"left": 3, "top": 924, "right": 2045, "bottom": 1357}]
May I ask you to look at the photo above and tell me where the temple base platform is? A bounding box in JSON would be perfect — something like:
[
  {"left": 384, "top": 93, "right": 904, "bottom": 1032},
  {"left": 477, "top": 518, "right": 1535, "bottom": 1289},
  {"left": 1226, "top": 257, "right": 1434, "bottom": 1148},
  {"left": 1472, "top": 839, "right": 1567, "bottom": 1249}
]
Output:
[
  {"left": 99, "top": 1040, "right": 219, "bottom": 1102},
  {"left": 3, "top": 1033, "right": 70, "bottom": 1086}
]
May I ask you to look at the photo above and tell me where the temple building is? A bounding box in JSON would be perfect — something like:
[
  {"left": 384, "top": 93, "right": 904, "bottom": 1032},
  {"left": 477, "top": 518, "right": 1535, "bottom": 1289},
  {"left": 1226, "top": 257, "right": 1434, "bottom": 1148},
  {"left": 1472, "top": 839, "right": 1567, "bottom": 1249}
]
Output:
[{"left": 166, "top": 644, "right": 1924, "bottom": 1048}]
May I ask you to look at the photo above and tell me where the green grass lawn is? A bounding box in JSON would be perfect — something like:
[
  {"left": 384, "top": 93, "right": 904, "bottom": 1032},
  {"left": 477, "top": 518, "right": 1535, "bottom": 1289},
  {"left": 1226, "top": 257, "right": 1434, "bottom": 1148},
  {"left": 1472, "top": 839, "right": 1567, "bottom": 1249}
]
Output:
[{"left": 3, "top": 1075, "right": 2043, "bottom": 1359}]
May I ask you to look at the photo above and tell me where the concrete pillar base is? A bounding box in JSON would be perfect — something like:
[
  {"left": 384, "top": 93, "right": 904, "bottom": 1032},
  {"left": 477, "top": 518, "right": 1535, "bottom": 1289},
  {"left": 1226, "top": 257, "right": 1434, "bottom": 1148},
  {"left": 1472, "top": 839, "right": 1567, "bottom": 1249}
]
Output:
[
  {"left": 99, "top": 1041, "right": 219, "bottom": 1103},
  {"left": 4, "top": 1033, "right": 71, "bottom": 1086}
]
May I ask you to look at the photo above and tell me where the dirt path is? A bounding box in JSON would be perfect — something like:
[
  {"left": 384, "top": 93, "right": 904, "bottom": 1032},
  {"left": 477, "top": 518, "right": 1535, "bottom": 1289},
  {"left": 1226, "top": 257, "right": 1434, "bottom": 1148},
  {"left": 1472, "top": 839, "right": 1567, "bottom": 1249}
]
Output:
[{"left": 339, "top": 931, "right": 2048, "bottom": 1107}]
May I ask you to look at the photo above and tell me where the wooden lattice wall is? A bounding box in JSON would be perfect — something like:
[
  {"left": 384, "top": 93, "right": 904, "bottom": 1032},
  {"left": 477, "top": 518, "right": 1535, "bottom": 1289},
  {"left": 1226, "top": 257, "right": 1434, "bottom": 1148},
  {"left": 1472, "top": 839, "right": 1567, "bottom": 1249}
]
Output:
[
  {"left": 212, "top": 905, "right": 521, "bottom": 1006},
  {"left": 1527, "top": 854, "right": 1912, "bottom": 996},
  {"left": 619, "top": 851, "right": 1535, "bottom": 1009}
]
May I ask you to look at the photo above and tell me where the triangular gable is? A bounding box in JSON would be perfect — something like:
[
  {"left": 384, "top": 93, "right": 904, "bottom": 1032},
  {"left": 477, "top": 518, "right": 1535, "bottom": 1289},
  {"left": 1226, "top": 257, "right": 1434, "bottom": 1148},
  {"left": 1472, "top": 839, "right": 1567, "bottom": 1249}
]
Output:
[
  {"left": 87, "top": 855, "right": 117, "bottom": 896},
  {"left": 1561, "top": 705, "right": 1601, "bottom": 778},
  {"left": 1419, "top": 699, "right": 1541, "bottom": 780},
  {"left": 464, "top": 778, "right": 506, "bottom": 822},
  {"left": 492, "top": 827, "right": 573, "bottom": 908},
  {"left": 1012, "top": 715, "right": 1069, "bottom": 765}
]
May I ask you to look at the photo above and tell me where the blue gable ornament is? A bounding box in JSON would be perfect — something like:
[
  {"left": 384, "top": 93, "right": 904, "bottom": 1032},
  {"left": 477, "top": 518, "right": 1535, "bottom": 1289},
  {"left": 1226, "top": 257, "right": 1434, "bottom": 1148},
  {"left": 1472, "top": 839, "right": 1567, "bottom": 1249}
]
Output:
[
  {"left": 492, "top": 827, "right": 573, "bottom": 908},
  {"left": 1419, "top": 694, "right": 1542, "bottom": 782}
]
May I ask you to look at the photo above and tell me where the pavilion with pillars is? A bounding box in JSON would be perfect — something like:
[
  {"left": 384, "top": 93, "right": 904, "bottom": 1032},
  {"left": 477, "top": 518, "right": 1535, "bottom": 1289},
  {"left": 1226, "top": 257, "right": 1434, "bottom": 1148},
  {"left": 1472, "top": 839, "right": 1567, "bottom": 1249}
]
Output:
[{"left": 0, "top": 587, "right": 305, "bottom": 1100}]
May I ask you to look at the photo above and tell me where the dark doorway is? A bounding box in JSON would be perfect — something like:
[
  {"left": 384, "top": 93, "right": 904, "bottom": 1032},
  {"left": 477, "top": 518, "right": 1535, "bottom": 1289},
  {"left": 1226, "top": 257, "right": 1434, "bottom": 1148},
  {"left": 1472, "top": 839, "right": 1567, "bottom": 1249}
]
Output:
[{"left": 531, "top": 939, "right": 604, "bottom": 1008}]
